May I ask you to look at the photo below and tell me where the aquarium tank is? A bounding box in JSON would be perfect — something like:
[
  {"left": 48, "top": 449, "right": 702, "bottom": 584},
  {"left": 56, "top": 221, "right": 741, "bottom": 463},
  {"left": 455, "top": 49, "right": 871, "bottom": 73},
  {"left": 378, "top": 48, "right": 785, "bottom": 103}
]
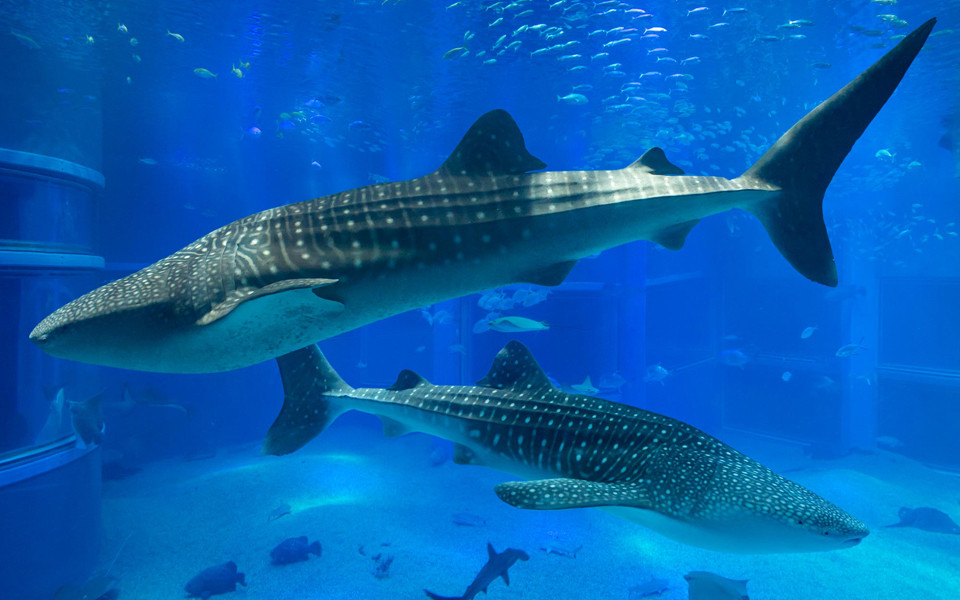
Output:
[{"left": 1, "top": 0, "right": 958, "bottom": 599}]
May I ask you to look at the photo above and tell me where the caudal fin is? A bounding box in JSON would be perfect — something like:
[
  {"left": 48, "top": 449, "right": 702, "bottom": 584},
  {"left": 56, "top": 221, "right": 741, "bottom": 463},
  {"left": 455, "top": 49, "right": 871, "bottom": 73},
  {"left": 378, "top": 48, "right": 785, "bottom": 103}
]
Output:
[
  {"left": 261, "top": 345, "right": 353, "bottom": 456},
  {"left": 739, "top": 18, "right": 935, "bottom": 286}
]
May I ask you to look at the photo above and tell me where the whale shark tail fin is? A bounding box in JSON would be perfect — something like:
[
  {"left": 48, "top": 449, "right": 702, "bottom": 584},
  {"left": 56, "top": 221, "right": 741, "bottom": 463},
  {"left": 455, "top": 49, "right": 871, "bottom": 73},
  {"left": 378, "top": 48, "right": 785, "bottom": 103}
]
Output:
[
  {"left": 262, "top": 345, "right": 353, "bottom": 456},
  {"left": 739, "top": 18, "right": 935, "bottom": 287}
]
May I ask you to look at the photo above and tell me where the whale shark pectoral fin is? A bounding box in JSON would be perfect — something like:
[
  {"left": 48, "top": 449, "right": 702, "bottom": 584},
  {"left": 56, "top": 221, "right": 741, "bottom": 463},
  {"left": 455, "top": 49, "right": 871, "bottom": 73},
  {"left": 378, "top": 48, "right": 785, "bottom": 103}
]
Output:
[
  {"left": 517, "top": 260, "right": 578, "bottom": 287},
  {"left": 494, "top": 478, "right": 651, "bottom": 510},
  {"left": 438, "top": 109, "right": 546, "bottom": 176},
  {"left": 453, "top": 443, "right": 484, "bottom": 466},
  {"left": 650, "top": 219, "right": 701, "bottom": 251},
  {"left": 628, "top": 147, "right": 685, "bottom": 175},
  {"left": 197, "top": 278, "right": 341, "bottom": 326}
]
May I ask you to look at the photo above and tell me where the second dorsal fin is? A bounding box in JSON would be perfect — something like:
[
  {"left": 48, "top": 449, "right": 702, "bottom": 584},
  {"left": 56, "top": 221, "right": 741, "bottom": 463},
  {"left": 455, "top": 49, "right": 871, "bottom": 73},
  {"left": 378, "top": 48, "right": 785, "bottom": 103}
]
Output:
[
  {"left": 627, "top": 147, "right": 685, "bottom": 175},
  {"left": 438, "top": 110, "right": 547, "bottom": 177},
  {"left": 389, "top": 369, "right": 428, "bottom": 391}
]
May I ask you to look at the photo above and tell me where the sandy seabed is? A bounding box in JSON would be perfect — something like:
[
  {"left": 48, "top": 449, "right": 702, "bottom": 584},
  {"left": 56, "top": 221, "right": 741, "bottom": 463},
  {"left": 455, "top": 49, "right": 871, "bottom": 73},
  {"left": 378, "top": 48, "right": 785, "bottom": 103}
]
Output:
[{"left": 98, "top": 425, "right": 960, "bottom": 600}]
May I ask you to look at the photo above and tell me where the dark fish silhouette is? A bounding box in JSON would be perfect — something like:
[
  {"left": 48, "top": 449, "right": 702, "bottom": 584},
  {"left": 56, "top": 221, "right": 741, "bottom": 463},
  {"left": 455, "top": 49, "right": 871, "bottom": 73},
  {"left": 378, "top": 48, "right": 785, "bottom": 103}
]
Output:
[
  {"left": 69, "top": 393, "right": 105, "bottom": 446},
  {"left": 884, "top": 506, "right": 960, "bottom": 534},
  {"left": 684, "top": 571, "right": 749, "bottom": 600},
  {"left": 425, "top": 542, "right": 529, "bottom": 600},
  {"left": 270, "top": 536, "right": 322, "bottom": 564},
  {"left": 184, "top": 561, "right": 245, "bottom": 598}
]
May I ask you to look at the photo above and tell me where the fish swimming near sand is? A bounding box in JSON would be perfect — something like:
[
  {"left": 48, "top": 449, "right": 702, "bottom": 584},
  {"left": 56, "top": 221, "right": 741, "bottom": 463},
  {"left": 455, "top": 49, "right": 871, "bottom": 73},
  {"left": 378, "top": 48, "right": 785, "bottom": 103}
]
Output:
[
  {"left": 30, "top": 20, "right": 936, "bottom": 374},
  {"left": 424, "top": 542, "right": 529, "bottom": 600},
  {"left": 270, "top": 536, "right": 322, "bottom": 564},
  {"left": 184, "top": 561, "right": 245, "bottom": 598},
  {"left": 884, "top": 506, "right": 960, "bottom": 534},
  {"left": 263, "top": 341, "right": 868, "bottom": 554},
  {"left": 684, "top": 571, "right": 749, "bottom": 600}
]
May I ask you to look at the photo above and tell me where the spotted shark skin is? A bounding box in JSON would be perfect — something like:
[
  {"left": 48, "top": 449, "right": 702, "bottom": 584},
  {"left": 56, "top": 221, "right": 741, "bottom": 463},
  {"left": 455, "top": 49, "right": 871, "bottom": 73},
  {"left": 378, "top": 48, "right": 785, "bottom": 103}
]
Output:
[
  {"left": 264, "top": 341, "right": 869, "bottom": 554},
  {"left": 30, "top": 19, "right": 935, "bottom": 373}
]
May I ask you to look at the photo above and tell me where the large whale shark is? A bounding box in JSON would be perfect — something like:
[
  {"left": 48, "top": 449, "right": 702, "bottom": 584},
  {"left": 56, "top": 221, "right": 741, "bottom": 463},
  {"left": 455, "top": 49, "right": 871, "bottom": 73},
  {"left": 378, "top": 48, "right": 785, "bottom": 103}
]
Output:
[
  {"left": 264, "top": 341, "right": 869, "bottom": 554},
  {"left": 30, "top": 19, "right": 935, "bottom": 373}
]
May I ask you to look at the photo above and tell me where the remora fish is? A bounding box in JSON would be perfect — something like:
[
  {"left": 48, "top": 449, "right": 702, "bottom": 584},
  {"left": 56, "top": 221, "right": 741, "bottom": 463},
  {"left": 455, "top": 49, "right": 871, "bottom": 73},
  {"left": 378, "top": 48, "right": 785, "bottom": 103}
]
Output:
[
  {"left": 263, "top": 341, "right": 869, "bottom": 554},
  {"left": 30, "top": 20, "right": 936, "bottom": 374}
]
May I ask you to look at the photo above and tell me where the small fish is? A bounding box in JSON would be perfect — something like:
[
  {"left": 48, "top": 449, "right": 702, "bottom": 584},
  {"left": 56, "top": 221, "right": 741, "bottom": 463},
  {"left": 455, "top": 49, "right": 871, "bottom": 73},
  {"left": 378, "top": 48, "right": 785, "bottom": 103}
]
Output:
[
  {"left": 800, "top": 326, "right": 817, "bottom": 339},
  {"left": 708, "top": 22, "right": 730, "bottom": 29},
  {"left": 348, "top": 120, "right": 372, "bottom": 131},
  {"left": 117, "top": 24, "right": 128, "bottom": 33},
  {"left": 875, "top": 148, "right": 895, "bottom": 160},
  {"left": 132, "top": 53, "right": 141, "bottom": 63},
  {"left": 167, "top": 30, "right": 185, "bottom": 42},
  {"left": 231, "top": 64, "right": 243, "bottom": 78},
  {"left": 493, "top": 34, "right": 507, "bottom": 48},
  {"left": 603, "top": 38, "right": 631, "bottom": 48},
  {"left": 681, "top": 56, "right": 701, "bottom": 65},
  {"left": 644, "top": 27, "right": 667, "bottom": 34},
  {"left": 443, "top": 46, "right": 468, "bottom": 59},
  {"left": 271, "top": 536, "right": 322, "bottom": 564},
  {"left": 781, "top": 371, "right": 792, "bottom": 382},
  {"left": 193, "top": 68, "right": 217, "bottom": 79},
  {"left": 490, "top": 17, "right": 503, "bottom": 27},
  {"left": 720, "top": 349, "right": 750, "bottom": 368},
  {"left": 129, "top": 37, "right": 138, "bottom": 46},
  {"left": 811, "top": 62, "right": 832, "bottom": 69},
  {"left": 687, "top": 7, "right": 709, "bottom": 16},
  {"left": 689, "top": 33, "right": 710, "bottom": 40},
  {"left": 268, "top": 502, "right": 292, "bottom": 521},
  {"left": 10, "top": 30, "right": 41, "bottom": 49},
  {"left": 85, "top": 35, "right": 95, "bottom": 45},
  {"left": 644, "top": 363, "right": 670, "bottom": 384},
  {"left": 138, "top": 157, "right": 158, "bottom": 165},
  {"left": 487, "top": 316, "right": 549, "bottom": 333},
  {"left": 722, "top": 8, "right": 747, "bottom": 16},
  {"left": 836, "top": 340, "right": 865, "bottom": 357},
  {"left": 557, "top": 94, "right": 590, "bottom": 106}
]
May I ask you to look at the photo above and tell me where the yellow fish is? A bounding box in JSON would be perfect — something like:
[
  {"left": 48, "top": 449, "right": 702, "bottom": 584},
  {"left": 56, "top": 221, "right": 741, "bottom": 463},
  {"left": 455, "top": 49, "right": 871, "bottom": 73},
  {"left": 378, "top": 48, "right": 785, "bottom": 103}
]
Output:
[
  {"left": 239, "top": 60, "right": 250, "bottom": 69},
  {"left": 167, "top": 30, "right": 184, "bottom": 42},
  {"left": 118, "top": 24, "right": 128, "bottom": 33},
  {"left": 193, "top": 68, "right": 217, "bottom": 79},
  {"left": 231, "top": 64, "right": 243, "bottom": 78}
]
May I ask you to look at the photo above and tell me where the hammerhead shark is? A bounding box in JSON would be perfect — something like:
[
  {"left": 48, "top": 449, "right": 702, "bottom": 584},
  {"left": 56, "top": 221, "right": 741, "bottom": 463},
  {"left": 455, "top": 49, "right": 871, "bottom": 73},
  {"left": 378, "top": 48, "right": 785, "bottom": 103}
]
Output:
[
  {"left": 263, "top": 341, "right": 869, "bottom": 554},
  {"left": 30, "top": 19, "right": 935, "bottom": 373},
  {"left": 424, "top": 542, "right": 529, "bottom": 600}
]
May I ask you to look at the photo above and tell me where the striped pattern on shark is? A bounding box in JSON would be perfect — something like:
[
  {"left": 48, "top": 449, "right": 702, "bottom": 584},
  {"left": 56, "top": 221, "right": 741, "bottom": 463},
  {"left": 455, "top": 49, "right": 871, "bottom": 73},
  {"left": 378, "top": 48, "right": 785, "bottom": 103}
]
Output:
[
  {"left": 29, "top": 19, "right": 935, "bottom": 373},
  {"left": 264, "top": 341, "right": 869, "bottom": 554}
]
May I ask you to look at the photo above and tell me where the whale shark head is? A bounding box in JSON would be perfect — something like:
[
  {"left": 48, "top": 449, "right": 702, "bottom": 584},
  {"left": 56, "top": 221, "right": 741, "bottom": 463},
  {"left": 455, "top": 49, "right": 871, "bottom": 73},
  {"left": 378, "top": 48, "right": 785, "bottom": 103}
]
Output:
[{"left": 29, "top": 267, "right": 184, "bottom": 369}]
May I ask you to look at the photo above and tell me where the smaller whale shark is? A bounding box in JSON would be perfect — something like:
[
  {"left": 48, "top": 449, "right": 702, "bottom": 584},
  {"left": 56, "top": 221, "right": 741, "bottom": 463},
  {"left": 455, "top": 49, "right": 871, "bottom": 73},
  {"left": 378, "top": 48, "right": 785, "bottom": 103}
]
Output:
[
  {"left": 424, "top": 542, "right": 529, "bottom": 600},
  {"left": 264, "top": 341, "right": 868, "bottom": 554}
]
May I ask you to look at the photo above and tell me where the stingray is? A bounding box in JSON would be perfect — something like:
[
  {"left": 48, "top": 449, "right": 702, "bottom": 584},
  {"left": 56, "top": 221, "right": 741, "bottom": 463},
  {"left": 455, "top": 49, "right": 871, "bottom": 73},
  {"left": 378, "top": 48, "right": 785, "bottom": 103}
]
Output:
[
  {"left": 684, "top": 571, "right": 749, "bottom": 600},
  {"left": 884, "top": 507, "right": 960, "bottom": 534}
]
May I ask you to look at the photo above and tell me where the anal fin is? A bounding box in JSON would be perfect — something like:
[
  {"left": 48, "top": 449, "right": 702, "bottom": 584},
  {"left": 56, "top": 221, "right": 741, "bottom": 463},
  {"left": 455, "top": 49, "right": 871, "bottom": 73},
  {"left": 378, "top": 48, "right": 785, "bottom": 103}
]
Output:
[
  {"left": 380, "top": 417, "right": 409, "bottom": 438},
  {"left": 650, "top": 220, "right": 700, "bottom": 251},
  {"left": 494, "top": 478, "right": 650, "bottom": 510},
  {"left": 517, "top": 260, "right": 578, "bottom": 287}
]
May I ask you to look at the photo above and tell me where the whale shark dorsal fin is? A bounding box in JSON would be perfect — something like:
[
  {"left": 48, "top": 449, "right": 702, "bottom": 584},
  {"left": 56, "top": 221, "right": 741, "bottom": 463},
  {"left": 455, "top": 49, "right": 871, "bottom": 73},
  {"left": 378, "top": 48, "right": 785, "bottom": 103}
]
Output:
[
  {"left": 197, "top": 278, "right": 341, "bottom": 326},
  {"left": 389, "top": 369, "right": 428, "bottom": 391},
  {"left": 628, "top": 147, "right": 685, "bottom": 175},
  {"left": 438, "top": 109, "right": 547, "bottom": 177},
  {"left": 477, "top": 341, "right": 555, "bottom": 392},
  {"left": 495, "top": 478, "right": 652, "bottom": 510}
]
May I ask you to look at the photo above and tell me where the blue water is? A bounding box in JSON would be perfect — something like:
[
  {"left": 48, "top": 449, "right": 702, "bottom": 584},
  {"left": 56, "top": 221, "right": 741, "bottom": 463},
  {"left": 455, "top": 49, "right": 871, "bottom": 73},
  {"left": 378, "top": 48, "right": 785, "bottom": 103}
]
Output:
[{"left": 1, "top": 0, "right": 959, "bottom": 599}]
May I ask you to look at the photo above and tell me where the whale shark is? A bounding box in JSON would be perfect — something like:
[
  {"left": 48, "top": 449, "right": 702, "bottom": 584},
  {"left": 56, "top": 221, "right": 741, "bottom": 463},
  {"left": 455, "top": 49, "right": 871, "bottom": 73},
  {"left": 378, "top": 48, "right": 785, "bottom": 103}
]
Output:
[
  {"left": 263, "top": 341, "right": 869, "bottom": 554},
  {"left": 30, "top": 19, "right": 935, "bottom": 373}
]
